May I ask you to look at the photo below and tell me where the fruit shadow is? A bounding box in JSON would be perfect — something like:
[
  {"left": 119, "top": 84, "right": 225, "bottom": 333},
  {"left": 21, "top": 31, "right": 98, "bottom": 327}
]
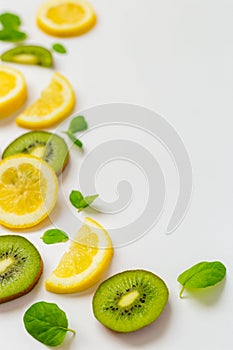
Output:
[
  {"left": 105, "top": 301, "right": 172, "bottom": 346},
  {"left": 2, "top": 215, "right": 53, "bottom": 235},
  {"left": 180, "top": 279, "right": 226, "bottom": 306}
]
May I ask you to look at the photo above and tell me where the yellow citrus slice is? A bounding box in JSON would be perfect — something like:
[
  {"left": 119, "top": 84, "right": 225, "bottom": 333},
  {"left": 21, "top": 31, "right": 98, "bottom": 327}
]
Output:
[
  {"left": 16, "top": 71, "right": 75, "bottom": 129},
  {"left": 0, "top": 154, "right": 58, "bottom": 228},
  {"left": 36, "top": 0, "right": 96, "bottom": 37},
  {"left": 45, "top": 217, "right": 114, "bottom": 293},
  {"left": 0, "top": 65, "right": 27, "bottom": 118}
]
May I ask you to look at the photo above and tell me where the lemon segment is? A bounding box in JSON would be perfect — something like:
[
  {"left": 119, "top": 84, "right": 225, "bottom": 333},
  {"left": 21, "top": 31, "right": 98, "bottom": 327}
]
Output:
[
  {"left": 16, "top": 72, "right": 75, "bottom": 129},
  {"left": 0, "top": 65, "right": 27, "bottom": 118},
  {"left": 45, "top": 218, "right": 113, "bottom": 293},
  {"left": 0, "top": 155, "right": 58, "bottom": 228},
  {"left": 36, "top": 0, "right": 96, "bottom": 37}
]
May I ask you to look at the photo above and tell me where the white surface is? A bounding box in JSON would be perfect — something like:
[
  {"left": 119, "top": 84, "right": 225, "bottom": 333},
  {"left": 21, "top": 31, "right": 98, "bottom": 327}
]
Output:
[{"left": 0, "top": 1, "right": 233, "bottom": 349}]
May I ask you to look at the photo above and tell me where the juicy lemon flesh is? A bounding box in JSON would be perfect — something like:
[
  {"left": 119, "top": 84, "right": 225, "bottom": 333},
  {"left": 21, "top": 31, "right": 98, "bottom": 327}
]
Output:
[
  {"left": 0, "top": 66, "right": 27, "bottom": 118},
  {"left": 47, "top": 3, "right": 85, "bottom": 24},
  {"left": 16, "top": 72, "right": 75, "bottom": 128},
  {"left": 24, "top": 80, "right": 64, "bottom": 117},
  {"left": 0, "top": 163, "right": 47, "bottom": 215},
  {"left": 0, "top": 72, "right": 16, "bottom": 98},
  {"left": 54, "top": 226, "right": 98, "bottom": 277},
  {"left": 45, "top": 218, "right": 113, "bottom": 293}
]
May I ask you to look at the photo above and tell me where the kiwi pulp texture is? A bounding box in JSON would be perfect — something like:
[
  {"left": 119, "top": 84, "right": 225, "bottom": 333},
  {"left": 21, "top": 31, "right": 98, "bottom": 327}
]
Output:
[
  {"left": 92, "top": 269, "right": 169, "bottom": 333},
  {"left": 0, "top": 235, "right": 43, "bottom": 303},
  {"left": 2, "top": 130, "right": 69, "bottom": 175},
  {"left": 1, "top": 45, "right": 53, "bottom": 67}
]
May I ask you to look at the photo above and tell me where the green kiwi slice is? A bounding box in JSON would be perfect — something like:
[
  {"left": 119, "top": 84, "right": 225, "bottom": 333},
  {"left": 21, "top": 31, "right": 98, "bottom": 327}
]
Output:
[
  {"left": 0, "top": 235, "right": 43, "bottom": 303},
  {"left": 92, "top": 269, "right": 169, "bottom": 333},
  {"left": 1, "top": 45, "right": 53, "bottom": 67},
  {"left": 2, "top": 130, "right": 69, "bottom": 175}
]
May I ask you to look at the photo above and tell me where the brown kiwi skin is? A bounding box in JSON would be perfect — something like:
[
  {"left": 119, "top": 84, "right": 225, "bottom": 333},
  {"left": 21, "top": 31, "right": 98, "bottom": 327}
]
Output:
[{"left": 0, "top": 259, "right": 43, "bottom": 304}]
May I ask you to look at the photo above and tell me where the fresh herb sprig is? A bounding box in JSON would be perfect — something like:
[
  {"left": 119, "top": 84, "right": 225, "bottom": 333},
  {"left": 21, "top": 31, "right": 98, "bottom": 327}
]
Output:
[
  {"left": 177, "top": 261, "right": 226, "bottom": 298},
  {"left": 70, "top": 190, "right": 99, "bottom": 212},
  {"left": 63, "top": 116, "right": 88, "bottom": 148},
  {"left": 0, "top": 13, "right": 27, "bottom": 42},
  {"left": 23, "top": 301, "right": 75, "bottom": 346}
]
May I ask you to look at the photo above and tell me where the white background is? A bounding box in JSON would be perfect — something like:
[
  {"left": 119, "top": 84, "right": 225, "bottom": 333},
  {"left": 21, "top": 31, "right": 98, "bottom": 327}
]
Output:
[{"left": 1, "top": 1, "right": 233, "bottom": 349}]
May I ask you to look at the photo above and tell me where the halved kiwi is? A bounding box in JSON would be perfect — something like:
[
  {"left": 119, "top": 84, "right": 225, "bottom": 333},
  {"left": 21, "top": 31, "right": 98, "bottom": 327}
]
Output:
[
  {"left": 1, "top": 45, "right": 53, "bottom": 67},
  {"left": 2, "top": 130, "right": 69, "bottom": 175},
  {"left": 92, "top": 269, "right": 169, "bottom": 333},
  {"left": 0, "top": 235, "right": 43, "bottom": 303}
]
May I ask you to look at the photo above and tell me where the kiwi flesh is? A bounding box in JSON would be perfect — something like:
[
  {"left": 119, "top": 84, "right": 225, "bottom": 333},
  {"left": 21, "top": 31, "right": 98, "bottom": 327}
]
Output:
[
  {"left": 0, "top": 235, "right": 43, "bottom": 303},
  {"left": 92, "top": 269, "right": 168, "bottom": 333},
  {"left": 1, "top": 45, "right": 53, "bottom": 67},
  {"left": 2, "top": 130, "right": 69, "bottom": 175}
]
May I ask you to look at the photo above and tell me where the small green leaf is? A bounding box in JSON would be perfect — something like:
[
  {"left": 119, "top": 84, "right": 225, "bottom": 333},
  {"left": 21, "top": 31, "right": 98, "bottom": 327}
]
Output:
[
  {"left": 23, "top": 301, "right": 75, "bottom": 347},
  {"left": 0, "top": 28, "right": 27, "bottom": 42},
  {"left": 0, "top": 13, "right": 21, "bottom": 28},
  {"left": 177, "top": 261, "right": 226, "bottom": 298},
  {"left": 52, "top": 43, "right": 67, "bottom": 54},
  {"left": 69, "top": 116, "right": 88, "bottom": 133},
  {"left": 70, "top": 190, "right": 98, "bottom": 212},
  {"left": 63, "top": 131, "right": 83, "bottom": 148},
  {"left": 41, "top": 229, "right": 69, "bottom": 244}
]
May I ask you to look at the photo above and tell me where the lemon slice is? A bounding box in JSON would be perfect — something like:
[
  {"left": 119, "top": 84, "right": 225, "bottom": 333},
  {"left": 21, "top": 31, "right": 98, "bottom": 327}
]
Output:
[
  {"left": 0, "top": 65, "right": 27, "bottom": 118},
  {"left": 36, "top": 0, "right": 96, "bottom": 37},
  {"left": 45, "top": 218, "right": 113, "bottom": 293},
  {"left": 0, "top": 155, "right": 58, "bottom": 228},
  {"left": 16, "top": 72, "right": 75, "bottom": 129}
]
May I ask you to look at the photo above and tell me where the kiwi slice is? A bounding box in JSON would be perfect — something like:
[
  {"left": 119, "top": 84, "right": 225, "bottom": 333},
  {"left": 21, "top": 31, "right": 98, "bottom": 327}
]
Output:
[
  {"left": 0, "top": 235, "right": 43, "bottom": 303},
  {"left": 1, "top": 45, "right": 53, "bottom": 67},
  {"left": 2, "top": 130, "right": 69, "bottom": 175},
  {"left": 92, "top": 269, "right": 169, "bottom": 333}
]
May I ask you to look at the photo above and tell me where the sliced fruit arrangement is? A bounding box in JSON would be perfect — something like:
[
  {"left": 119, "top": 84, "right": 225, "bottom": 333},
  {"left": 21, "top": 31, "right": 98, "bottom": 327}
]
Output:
[
  {"left": 0, "top": 65, "right": 27, "bottom": 118},
  {"left": 0, "top": 154, "right": 58, "bottom": 228},
  {"left": 45, "top": 217, "right": 113, "bottom": 293},
  {"left": 0, "top": 235, "right": 43, "bottom": 303},
  {"left": 16, "top": 71, "right": 75, "bottom": 129},
  {"left": 92, "top": 269, "right": 169, "bottom": 333},
  {"left": 2, "top": 130, "right": 69, "bottom": 175},
  {"left": 1, "top": 45, "right": 53, "bottom": 67},
  {"left": 36, "top": 0, "right": 96, "bottom": 37}
]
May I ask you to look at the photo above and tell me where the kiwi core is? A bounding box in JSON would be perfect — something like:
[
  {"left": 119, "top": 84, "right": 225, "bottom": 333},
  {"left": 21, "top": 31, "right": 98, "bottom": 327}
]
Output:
[
  {"left": 0, "top": 258, "right": 14, "bottom": 273},
  {"left": 118, "top": 290, "right": 139, "bottom": 307},
  {"left": 12, "top": 54, "right": 39, "bottom": 65}
]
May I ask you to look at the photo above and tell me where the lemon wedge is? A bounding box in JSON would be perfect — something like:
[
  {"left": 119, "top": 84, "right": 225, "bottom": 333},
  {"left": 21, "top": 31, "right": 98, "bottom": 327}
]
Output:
[
  {"left": 0, "top": 155, "right": 58, "bottom": 228},
  {"left": 36, "top": 0, "right": 96, "bottom": 37},
  {"left": 45, "top": 218, "right": 113, "bottom": 293},
  {"left": 16, "top": 72, "right": 75, "bottom": 129},
  {"left": 0, "top": 65, "right": 27, "bottom": 118}
]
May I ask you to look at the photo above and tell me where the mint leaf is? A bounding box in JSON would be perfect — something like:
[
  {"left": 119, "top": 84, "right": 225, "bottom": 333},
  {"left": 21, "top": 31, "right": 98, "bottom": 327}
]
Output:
[
  {"left": 177, "top": 261, "right": 226, "bottom": 298},
  {"left": 70, "top": 190, "right": 98, "bottom": 212},
  {"left": 23, "top": 301, "right": 75, "bottom": 346},
  {"left": 69, "top": 116, "right": 88, "bottom": 133},
  {"left": 0, "top": 12, "right": 27, "bottom": 42},
  {"left": 52, "top": 43, "right": 67, "bottom": 54},
  {"left": 0, "top": 28, "right": 26, "bottom": 42},
  {"left": 41, "top": 229, "right": 69, "bottom": 244},
  {"left": 63, "top": 116, "right": 88, "bottom": 148},
  {"left": 0, "top": 13, "right": 21, "bottom": 28},
  {"left": 63, "top": 131, "right": 83, "bottom": 148}
]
